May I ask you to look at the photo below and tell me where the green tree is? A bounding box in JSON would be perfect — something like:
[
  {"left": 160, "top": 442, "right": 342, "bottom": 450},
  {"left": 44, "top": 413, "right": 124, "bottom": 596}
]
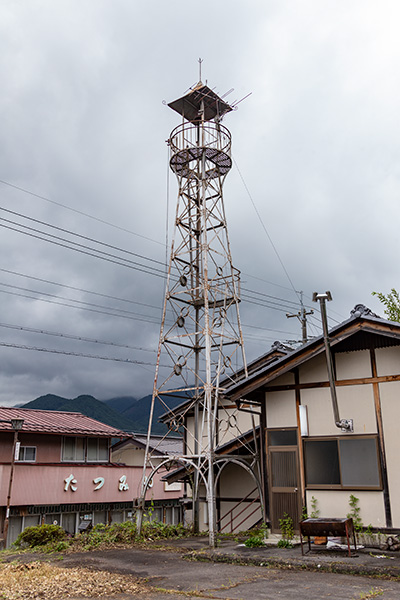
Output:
[{"left": 372, "top": 289, "right": 400, "bottom": 321}]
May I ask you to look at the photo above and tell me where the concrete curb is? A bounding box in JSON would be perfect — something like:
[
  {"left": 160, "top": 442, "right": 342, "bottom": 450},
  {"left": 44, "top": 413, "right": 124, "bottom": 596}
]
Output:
[{"left": 183, "top": 547, "right": 400, "bottom": 580}]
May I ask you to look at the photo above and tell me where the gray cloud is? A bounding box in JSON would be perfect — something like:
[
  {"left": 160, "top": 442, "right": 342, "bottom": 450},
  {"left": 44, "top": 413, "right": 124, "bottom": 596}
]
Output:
[{"left": 0, "top": 0, "right": 398, "bottom": 406}]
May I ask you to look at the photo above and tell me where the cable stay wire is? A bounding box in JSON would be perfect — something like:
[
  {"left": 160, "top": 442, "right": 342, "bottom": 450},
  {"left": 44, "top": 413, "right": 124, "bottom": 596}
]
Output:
[
  {"left": 233, "top": 158, "right": 301, "bottom": 303},
  {"left": 0, "top": 321, "right": 157, "bottom": 353},
  {"left": 0, "top": 268, "right": 162, "bottom": 311},
  {"left": 0, "top": 179, "right": 165, "bottom": 246}
]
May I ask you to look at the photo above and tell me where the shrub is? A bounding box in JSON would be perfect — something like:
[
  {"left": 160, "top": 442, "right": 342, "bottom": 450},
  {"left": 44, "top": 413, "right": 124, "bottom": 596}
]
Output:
[
  {"left": 277, "top": 538, "right": 293, "bottom": 548},
  {"left": 244, "top": 535, "right": 265, "bottom": 548},
  {"left": 14, "top": 524, "right": 67, "bottom": 549}
]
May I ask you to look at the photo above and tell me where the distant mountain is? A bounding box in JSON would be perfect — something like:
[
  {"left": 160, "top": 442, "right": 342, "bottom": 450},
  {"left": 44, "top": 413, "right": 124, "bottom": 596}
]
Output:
[
  {"left": 22, "top": 394, "right": 137, "bottom": 432},
  {"left": 21, "top": 392, "right": 190, "bottom": 435},
  {"left": 103, "top": 396, "right": 137, "bottom": 414},
  {"left": 120, "top": 393, "right": 190, "bottom": 434}
]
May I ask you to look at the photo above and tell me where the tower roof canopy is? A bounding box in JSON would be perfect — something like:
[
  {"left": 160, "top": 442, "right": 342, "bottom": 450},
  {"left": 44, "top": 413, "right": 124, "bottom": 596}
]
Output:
[{"left": 168, "top": 82, "right": 233, "bottom": 123}]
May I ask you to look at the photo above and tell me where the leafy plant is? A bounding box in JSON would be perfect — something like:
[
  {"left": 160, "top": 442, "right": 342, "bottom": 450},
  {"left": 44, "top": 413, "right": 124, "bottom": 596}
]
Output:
[
  {"left": 347, "top": 494, "right": 363, "bottom": 532},
  {"left": 14, "top": 524, "right": 66, "bottom": 549},
  {"left": 244, "top": 522, "right": 269, "bottom": 547},
  {"left": 359, "top": 587, "right": 383, "bottom": 599},
  {"left": 372, "top": 289, "right": 400, "bottom": 321},
  {"left": 277, "top": 538, "right": 293, "bottom": 548},
  {"left": 279, "top": 513, "right": 294, "bottom": 541},
  {"left": 244, "top": 535, "right": 265, "bottom": 547},
  {"left": 310, "top": 496, "right": 320, "bottom": 518}
]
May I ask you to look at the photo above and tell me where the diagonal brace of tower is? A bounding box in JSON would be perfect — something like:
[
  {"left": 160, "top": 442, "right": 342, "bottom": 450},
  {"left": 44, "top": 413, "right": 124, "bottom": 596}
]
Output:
[{"left": 138, "top": 81, "right": 260, "bottom": 548}]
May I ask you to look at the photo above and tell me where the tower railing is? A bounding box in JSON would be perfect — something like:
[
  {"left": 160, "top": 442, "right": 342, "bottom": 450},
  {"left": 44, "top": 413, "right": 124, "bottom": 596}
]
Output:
[{"left": 169, "top": 122, "right": 232, "bottom": 179}]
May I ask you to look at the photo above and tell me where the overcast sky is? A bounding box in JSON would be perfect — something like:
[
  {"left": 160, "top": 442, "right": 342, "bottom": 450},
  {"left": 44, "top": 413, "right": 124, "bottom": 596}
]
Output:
[{"left": 0, "top": 0, "right": 399, "bottom": 406}]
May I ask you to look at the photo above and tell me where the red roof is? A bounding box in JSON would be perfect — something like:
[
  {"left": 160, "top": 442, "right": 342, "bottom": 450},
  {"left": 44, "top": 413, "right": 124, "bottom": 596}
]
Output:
[{"left": 0, "top": 407, "right": 131, "bottom": 438}]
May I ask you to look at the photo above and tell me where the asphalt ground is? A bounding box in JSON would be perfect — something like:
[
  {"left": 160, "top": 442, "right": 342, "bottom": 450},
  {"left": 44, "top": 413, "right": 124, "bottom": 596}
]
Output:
[{"left": 6, "top": 536, "right": 400, "bottom": 599}]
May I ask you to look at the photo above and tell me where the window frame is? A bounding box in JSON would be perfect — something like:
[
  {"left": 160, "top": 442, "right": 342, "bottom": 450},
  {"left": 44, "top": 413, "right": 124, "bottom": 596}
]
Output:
[
  {"left": 61, "top": 436, "right": 110, "bottom": 463},
  {"left": 61, "top": 437, "right": 85, "bottom": 463},
  {"left": 86, "top": 437, "right": 109, "bottom": 462},
  {"left": 16, "top": 446, "right": 37, "bottom": 462},
  {"left": 303, "top": 435, "right": 382, "bottom": 491}
]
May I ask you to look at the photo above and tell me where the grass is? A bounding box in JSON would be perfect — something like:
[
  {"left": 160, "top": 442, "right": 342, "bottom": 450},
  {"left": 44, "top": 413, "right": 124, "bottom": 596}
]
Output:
[{"left": 11, "top": 520, "right": 191, "bottom": 554}]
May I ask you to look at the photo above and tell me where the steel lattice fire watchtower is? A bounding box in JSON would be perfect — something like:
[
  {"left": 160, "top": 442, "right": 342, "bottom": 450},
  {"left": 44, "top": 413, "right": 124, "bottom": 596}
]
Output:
[{"left": 139, "top": 81, "right": 262, "bottom": 547}]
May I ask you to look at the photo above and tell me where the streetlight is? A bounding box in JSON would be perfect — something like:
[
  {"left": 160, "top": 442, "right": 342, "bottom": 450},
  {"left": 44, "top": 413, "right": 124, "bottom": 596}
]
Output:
[{"left": 1, "top": 418, "right": 24, "bottom": 547}]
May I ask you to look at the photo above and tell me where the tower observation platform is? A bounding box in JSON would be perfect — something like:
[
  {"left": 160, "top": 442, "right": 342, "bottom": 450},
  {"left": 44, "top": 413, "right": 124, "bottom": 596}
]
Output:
[{"left": 168, "top": 83, "right": 232, "bottom": 179}]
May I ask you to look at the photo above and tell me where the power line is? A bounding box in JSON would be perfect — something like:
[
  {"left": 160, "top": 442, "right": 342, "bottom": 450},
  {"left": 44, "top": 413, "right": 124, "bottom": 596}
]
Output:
[
  {"left": 242, "top": 323, "right": 299, "bottom": 335},
  {"left": 0, "top": 282, "right": 160, "bottom": 321},
  {"left": 0, "top": 180, "right": 320, "bottom": 310},
  {"left": 0, "top": 206, "right": 167, "bottom": 268},
  {"left": 0, "top": 267, "right": 162, "bottom": 311},
  {"left": 0, "top": 288, "right": 164, "bottom": 324},
  {"left": 242, "top": 286, "right": 314, "bottom": 311},
  {"left": 0, "top": 219, "right": 170, "bottom": 280},
  {"left": 0, "top": 178, "right": 165, "bottom": 246},
  {"left": 1, "top": 203, "right": 314, "bottom": 316},
  {"left": 0, "top": 341, "right": 158, "bottom": 364},
  {"left": 0, "top": 321, "right": 157, "bottom": 353}
]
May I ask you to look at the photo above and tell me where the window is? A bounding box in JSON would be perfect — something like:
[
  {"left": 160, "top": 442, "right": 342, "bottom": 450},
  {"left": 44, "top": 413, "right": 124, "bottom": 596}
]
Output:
[
  {"left": 62, "top": 437, "right": 109, "bottom": 462},
  {"left": 269, "top": 429, "right": 297, "bottom": 446},
  {"left": 87, "top": 438, "right": 109, "bottom": 462},
  {"left": 304, "top": 437, "right": 381, "bottom": 489},
  {"left": 17, "top": 446, "right": 36, "bottom": 462},
  {"left": 62, "top": 437, "right": 85, "bottom": 462}
]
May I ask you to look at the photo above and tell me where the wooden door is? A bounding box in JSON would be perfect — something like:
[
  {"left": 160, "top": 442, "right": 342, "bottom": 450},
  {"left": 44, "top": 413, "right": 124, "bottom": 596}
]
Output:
[{"left": 269, "top": 446, "right": 301, "bottom": 532}]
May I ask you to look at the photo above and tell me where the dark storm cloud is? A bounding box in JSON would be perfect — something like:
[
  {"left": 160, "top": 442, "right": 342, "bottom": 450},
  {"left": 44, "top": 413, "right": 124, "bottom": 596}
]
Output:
[{"left": 0, "top": 0, "right": 399, "bottom": 405}]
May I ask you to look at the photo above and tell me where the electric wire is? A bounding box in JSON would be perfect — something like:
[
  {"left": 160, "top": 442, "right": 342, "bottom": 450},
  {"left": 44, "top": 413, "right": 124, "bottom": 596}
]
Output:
[
  {"left": 0, "top": 288, "right": 164, "bottom": 324},
  {"left": 0, "top": 178, "right": 165, "bottom": 246},
  {"left": 0, "top": 206, "right": 167, "bottom": 269},
  {"left": 0, "top": 268, "right": 161, "bottom": 311},
  {"left": 0, "top": 182, "right": 344, "bottom": 343},
  {"left": 0, "top": 341, "right": 158, "bottom": 364},
  {"left": 0, "top": 220, "right": 171, "bottom": 280},
  {"left": 0, "top": 182, "right": 318, "bottom": 312},
  {"left": 0, "top": 282, "right": 160, "bottom": 321},
  {"left": 0, "top": 321, "right": 157, "bottom": 353},
  {"left": 1, "top": 206, "right": 315, "bottom": 317}
]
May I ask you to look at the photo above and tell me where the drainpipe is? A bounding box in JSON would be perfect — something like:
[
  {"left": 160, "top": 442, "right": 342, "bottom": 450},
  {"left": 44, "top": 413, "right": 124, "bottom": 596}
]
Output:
[{"left": 312, "top": 292, "right": 353, "bottom": 433}]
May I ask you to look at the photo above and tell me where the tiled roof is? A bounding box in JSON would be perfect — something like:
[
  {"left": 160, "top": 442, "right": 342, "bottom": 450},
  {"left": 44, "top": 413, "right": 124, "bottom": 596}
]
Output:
[
  {"left": 134, "top": 435, "right": 183, "bottom": 455},
  {"left": 0, "top": 407, "right": 130, "bottom": 438}
]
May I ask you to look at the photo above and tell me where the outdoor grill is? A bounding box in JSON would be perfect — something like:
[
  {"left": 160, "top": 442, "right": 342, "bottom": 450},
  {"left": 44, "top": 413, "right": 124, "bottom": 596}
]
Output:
[{"left": 299, "top": 517, "right": 357, "bottom": 557}]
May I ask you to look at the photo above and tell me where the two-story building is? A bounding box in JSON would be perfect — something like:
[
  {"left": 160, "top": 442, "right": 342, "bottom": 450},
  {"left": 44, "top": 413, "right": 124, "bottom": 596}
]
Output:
[
  {"left": 0, "top": 407, "right": 183, "bottom": 547},
  {"left": 226, "top": 305, "right": 400, "bottom": 533},
  {"left": 161, "top": 305, "right": 400, "bottom": 536}
]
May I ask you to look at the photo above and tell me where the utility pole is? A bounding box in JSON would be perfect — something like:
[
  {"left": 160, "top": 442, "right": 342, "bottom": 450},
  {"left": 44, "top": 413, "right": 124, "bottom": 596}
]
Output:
[{"left": 286, "top": 291, "right": 313, "bottom": 343}]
